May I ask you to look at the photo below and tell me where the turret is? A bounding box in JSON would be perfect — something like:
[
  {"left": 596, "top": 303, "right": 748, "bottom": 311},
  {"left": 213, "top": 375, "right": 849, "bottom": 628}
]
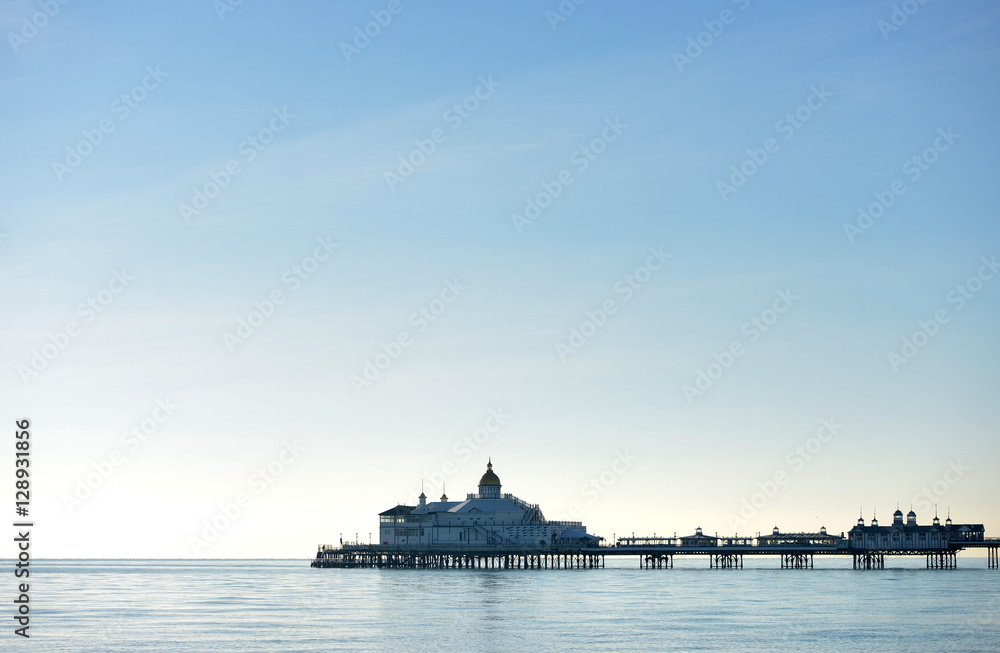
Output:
[{"left": 478, "top": 459, "right": 501, "bottom": 499}]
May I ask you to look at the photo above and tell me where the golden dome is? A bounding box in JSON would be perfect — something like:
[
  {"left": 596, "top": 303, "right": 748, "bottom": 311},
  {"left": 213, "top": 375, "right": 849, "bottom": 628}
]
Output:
[{"left": 478, "top": 460, "right": 501, "bottom": 486}]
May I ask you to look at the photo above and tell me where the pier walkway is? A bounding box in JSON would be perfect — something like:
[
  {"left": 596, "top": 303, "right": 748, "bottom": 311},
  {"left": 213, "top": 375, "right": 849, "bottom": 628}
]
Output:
[{"left": 312, "top": 537, "right": 1000, "bottom": 570}]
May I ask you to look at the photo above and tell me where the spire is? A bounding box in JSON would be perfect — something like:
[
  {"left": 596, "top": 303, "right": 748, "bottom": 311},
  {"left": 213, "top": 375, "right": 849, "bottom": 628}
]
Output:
[{"left": 440, "top": 482, "right": 448, "bottom": 502}]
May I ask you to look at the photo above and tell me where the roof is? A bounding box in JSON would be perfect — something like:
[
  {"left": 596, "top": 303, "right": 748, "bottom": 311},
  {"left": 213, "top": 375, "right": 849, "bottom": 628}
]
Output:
[
  {"left": 558, "top": 528, "right": 599, "bottom": 541},
  {"left": 379, "top": 505, "right": 415, "bottom": 517},
  {"left": 447, "top": 498, "right": 526, "bottom": 514},
  {"left": 850, "top": 524, "right": 945, "bottom": 534},
  {"left": 423, "top": 501, "right": 462, "bottom": 512}
]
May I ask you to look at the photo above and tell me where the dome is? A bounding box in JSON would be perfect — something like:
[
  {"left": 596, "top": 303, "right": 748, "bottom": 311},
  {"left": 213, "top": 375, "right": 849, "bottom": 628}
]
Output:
[
  {"left": 907, "top": 510, "right": 916, "bottom": 518},
  {"left": 893, "top": 509, "right": 903, "bottom": 517},
  {"left": 478, "top": 460, "right": 501, "bottom": 486}
]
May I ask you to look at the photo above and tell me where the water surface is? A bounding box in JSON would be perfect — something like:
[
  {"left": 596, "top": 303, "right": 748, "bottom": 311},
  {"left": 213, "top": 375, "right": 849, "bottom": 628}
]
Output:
[{"left": 9, "top": 557, "right": 1000, "bottom": 652}]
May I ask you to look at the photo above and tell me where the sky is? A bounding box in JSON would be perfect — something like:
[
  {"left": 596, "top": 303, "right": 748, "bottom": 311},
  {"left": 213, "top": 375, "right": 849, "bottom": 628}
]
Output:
[{"left": 1, "top": 0, "right": 998, "bottom": 558}]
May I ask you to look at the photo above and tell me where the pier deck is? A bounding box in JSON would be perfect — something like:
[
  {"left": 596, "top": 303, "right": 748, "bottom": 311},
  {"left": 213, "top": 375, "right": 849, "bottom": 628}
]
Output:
[{"left": 312, "top": 538, "right": 1000, "bottom": 570}]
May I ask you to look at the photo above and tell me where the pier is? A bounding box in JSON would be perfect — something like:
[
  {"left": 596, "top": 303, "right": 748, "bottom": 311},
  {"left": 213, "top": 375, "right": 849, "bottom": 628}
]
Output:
[
  {"left": 312, "top": 545, "right": 604, "bottom": 570},
  {"left": 313, "top": 462, "right": 998, "bottom": 572},
  {"left": 313, "top": 537, "right": 1000, "bottom": 571}
]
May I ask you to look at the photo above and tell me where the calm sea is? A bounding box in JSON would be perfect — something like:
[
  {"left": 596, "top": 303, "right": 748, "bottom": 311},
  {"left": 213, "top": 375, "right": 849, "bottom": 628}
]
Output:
[{"left": 7, "top": 557, "right": 1000, "bottom": 652}]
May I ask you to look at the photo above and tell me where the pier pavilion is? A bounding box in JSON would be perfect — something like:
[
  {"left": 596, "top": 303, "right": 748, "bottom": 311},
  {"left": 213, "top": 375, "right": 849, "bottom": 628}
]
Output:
[{"left": 376, "top": 460, "right": 600, "bottom": 548}]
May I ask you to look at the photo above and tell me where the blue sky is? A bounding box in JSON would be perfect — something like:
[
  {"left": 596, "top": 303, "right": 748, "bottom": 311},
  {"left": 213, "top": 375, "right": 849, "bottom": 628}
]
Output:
[{"left": 1, "top": 0, "right": 998, "bottom": 557}]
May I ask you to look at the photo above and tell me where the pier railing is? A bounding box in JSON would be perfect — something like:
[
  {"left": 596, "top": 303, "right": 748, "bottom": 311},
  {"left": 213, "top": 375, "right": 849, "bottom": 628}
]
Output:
[{"left": 317, "top": 542, "right": 599, "bottom": 554}]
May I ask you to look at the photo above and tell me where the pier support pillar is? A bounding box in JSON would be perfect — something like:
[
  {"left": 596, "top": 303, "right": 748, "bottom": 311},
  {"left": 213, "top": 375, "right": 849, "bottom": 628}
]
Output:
[
  {"left": 780, "top": 553, "right": 814, "bottom": 569},
  {"left": 710, "top": 553, "right": 743, "bottom": 569},
  {"left": 853, "top": 553, "right": 884, "bottom": 570},
  {"left": 926, "top": 551, "right": 957, "bottom": 569}
]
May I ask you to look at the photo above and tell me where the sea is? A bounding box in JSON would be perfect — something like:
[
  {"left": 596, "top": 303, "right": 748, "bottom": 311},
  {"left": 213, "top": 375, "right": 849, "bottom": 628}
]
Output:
[{"left": 8, "top": 557, "right": 1000, "bottom": 652}]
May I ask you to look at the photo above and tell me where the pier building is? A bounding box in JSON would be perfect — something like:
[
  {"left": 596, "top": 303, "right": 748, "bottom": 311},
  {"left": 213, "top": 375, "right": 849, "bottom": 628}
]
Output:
[
  {"left": 759, "top": 526, "right": 839, "bottom": 547},
  {"left": 377, "top": 460, "right": 600, "bottom": 548},
  {"left": 679, "top": 527, "right": 718, "bottom": 547},
  {"left": 847, "top": 509, "right": 984, "bottom": 551}
]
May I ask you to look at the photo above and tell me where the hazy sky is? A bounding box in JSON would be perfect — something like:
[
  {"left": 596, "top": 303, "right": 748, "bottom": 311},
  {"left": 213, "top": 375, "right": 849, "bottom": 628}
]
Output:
[{"left": 2, "top": 0, "right": 998, "bottom": 558}]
